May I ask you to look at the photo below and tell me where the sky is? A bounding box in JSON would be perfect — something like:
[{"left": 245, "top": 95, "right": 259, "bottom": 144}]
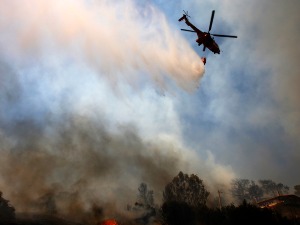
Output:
[{"left": 0, "top": 0, "right": 299, "bottom": 219}]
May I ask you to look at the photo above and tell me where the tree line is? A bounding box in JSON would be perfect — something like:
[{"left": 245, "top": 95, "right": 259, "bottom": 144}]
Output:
[
  {"left": 1, "top": 171, "right": 299, "bottom": 224},
  {"left": 230, "top": 178, "right": 290, "bottom": 203},
  {"left": 128, "top": 171, "right": 300, "bottom": 225}
]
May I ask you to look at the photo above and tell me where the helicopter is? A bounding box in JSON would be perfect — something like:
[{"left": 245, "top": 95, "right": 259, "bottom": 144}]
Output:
[{"left": 179, "top": 10, "right": 237, "bottom": 54}]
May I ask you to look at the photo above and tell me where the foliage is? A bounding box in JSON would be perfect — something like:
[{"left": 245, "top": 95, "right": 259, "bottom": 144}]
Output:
[
  {"left": 163, "top": 171, "right": 209, "bottom": 207},
  {"left": 161, "top": 201, "right": 197, "bottom": 225},
  {"left": 0, "top": 191, "right": 15, "bottom": 223},
  {"left": 222, "top": 201, "right": 295, "bottom": 225},
  {"left": 230, "top": 179, "right": 263, "bottom": 203},
  {"left": 231, "top": 179, "right": 290, "bottom": 203},
  {"left": 127, "top": 183, "right": 157, "bottom": 225},
  {"left": 162, "top": 201, "right": 300, "bottom": 225},
  {"left": 130, "top": 176, "right": 297, "bottom": 225},
  {"left": 137, "top": 183, "right": 154, "bottom": 208},
  {"left": 162, "top": 200, "right": 298, "bottom": 225},
  {"left": 230, "top": 179, "right": 252, "bottom": 202},
  {"left": 259, "top": 179, "right": 289, "bottom": 196},
  {"left": 295, "top": 185, "right": 300, "bottom": 196},
  {"left": 248, "top": 180, "right": 263, "bottom": 202}
]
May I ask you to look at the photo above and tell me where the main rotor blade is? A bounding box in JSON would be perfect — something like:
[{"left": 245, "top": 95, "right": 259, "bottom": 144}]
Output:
[
  {"left": 211, "top": 34, "right": 238, "bottom": 38},
  {"left": 208, "top": 10, "right": 215, "bottom": 32},
  {"left": 181, "top": 29, "right": 196, "bottom": 33}
]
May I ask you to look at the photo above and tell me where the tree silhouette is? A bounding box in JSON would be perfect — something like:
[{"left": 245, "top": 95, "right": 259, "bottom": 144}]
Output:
[
  {"left": 276, "top": 183, "right": 289, "bottom": 195},
  {"left": 230, "top": 179, "right": 251, "bottom": 203},
  {"left": 162, "top": 201, "right": 196, "bottom": 225},
  {"left": 163, "top": 171, "right": 209, "bottom": 207},
  {"left": 0, "top": 191, "right": 15, "bottom": 223},
  {"left": 295, "top": 185, "right": 300, "bottom": 196},
  {"left": 231, "top": 179, "right": 290, "bottom": 203},
  {"left": 259, "top": 179, "right": 289, "bottom": 196},
  {"left": 248, "top": 180, "right": 263, "bottom": 202}
]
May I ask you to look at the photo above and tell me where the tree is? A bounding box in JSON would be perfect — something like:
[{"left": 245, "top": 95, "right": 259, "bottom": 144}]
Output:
[
  {"left": 231, "top": 179, "right": 264, "bottom": 203},
  {"left": 0, "top": 191, "right": 15, "bottom": 223},
  {"left": 163, "top": 171, "right": 209, "bottom": 207},
  {"left": 259, "top": 180, "right": 289, "bottom": 196},
  {"left": 230, "top": 179, "right": 251, "bottom": 203},
  {"left": 161, "top": 201, "right": 196, "bottom": 225},
  {"left": 294, "top": 185, "right": 300, "bottom": 196},
  {"left": 248, "top": 181, "right": 263, "bottom": 202},
  {"left": 127, "top": 183, "right": 157, "bottom": 225},
  {"left": 276, "top": 183, "right": 289, "bottom": 195},
  {"left": 231, "top": 179, "right": 290, "bottom": 203},
  {"left": 259, "top": 180, "right": 276, "bottom": 196},
  {"left": 137, "top": 182, "right": 154, "bottom": 208}
]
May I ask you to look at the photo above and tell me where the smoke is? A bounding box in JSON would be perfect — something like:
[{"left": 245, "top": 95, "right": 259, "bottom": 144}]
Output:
[
  {"left": 0, "top": 114, "right": 182, "bottom": 219},
  {"left": 0, "top": 0, "right": 204, "bottom": 91},
  {"left": 0, "top": 58, "right": 234, "bottom": 221},
  {"left": 212, "top": 0, "right": 300, "bottom": 184},
  {"left": 0, "top": 0, "right": 236, "bottom": 223},
  {"left": 168, "top": 0, "right": 300, "bottom": 187}
]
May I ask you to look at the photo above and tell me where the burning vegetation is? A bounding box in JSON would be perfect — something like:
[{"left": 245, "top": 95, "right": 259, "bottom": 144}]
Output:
[{"left": 99, "top": 219, "right": 118, "bottom": 225}]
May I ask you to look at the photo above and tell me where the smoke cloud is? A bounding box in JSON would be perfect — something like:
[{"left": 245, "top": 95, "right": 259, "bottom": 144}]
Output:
[
  {"left": 0, "top": 0, "right": 235, "bottom": 223},
  {"left": 0, "top": 0, "right": 204, "bottom": 91},
  {"left": 175, "top": 0, "right": 300, "bottom": 186},
  {"left": 0, "top": 112, "right": 183, "bottom": 219},
  {"left": 0, "top": 68, "right": 234, "bottom": 220}
]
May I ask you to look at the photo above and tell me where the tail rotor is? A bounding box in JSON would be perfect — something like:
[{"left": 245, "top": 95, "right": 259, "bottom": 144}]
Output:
[
  {"left": 179, "top": 10, "right": 191, "bottom": 21},
  {"left": 183, "top": 10, "right": 191, "bottom": 19}
]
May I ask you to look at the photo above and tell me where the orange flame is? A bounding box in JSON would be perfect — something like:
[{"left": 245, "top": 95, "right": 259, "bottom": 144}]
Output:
[{"left": 99, "top": 219, "right": 118, "bottom": 225}]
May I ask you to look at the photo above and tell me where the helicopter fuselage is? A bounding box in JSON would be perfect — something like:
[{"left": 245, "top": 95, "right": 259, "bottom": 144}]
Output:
[
  {"left": 183, "top": 17, "right": 220, "bottom": 54},
  {"left": 196, "top": 32, "right": 220, "bottom": 54}
]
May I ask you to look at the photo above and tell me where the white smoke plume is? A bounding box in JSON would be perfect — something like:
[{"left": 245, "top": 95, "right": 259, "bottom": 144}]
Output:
[{"left": 0, "top": 0, "right": 204, "bottom": 91}]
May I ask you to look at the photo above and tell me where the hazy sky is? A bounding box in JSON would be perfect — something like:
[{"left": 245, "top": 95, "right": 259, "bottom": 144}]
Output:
[
  {"left": 172, "top": 0, "right": 300, "bottom": 185},
  {"left": 0, "top": 0, "right": 299, "bottom": 217}
]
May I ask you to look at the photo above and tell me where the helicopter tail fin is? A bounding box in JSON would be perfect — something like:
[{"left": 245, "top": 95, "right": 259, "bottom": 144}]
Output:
[{"left": 178, "top": 15, "right": 186, "bottom": 22}]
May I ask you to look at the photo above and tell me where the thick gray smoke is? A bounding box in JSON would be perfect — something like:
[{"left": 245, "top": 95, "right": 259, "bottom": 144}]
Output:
[
  {"left": 0, "top": 109, "right": 183, "bottom": 220},
  {"left": 0, "top": 0, "right": 235, "bottom": 223},
  {"left": 0, "top": 58, "right": 234, "bottom": 221}
]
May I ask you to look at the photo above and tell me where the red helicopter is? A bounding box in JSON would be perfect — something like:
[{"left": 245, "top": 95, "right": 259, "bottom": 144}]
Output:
[{"left": 179, "top": 10, "right": 237, "bottom": 54}]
